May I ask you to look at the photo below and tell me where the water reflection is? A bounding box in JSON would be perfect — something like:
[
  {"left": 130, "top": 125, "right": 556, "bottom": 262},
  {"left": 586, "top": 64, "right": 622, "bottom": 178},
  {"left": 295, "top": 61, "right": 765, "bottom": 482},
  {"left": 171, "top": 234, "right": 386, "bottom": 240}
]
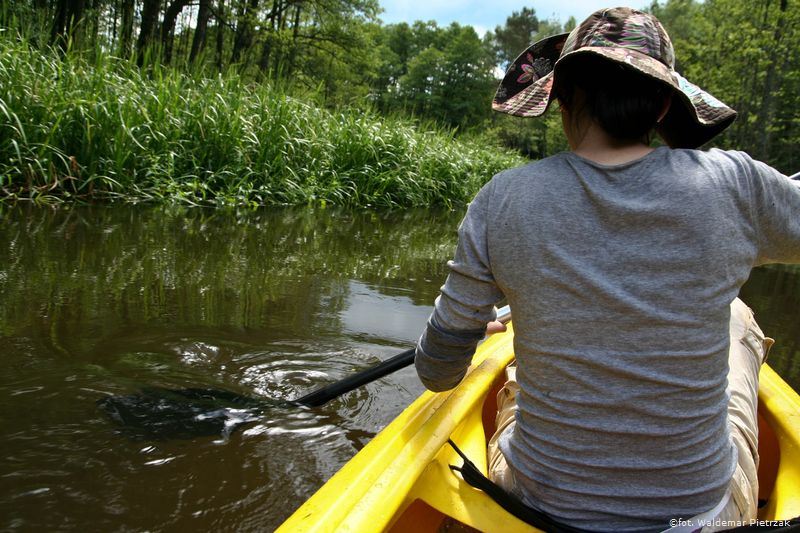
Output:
[
  {"left": 0, "top": 204, "right": 456, "bottom": 532},
  {"left": 342, "top": 280, "right": 430, "bottom": 343},
  {"left": 739, "top": 264, "right": 800, "bottom": 388}
]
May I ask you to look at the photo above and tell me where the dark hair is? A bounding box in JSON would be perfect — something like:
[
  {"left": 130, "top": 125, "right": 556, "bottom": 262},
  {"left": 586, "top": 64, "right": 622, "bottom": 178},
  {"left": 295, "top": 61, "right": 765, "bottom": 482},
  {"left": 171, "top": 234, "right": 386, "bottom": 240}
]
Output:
[{"left": 554, "top": 54, "right": 670, "bottom": 142}]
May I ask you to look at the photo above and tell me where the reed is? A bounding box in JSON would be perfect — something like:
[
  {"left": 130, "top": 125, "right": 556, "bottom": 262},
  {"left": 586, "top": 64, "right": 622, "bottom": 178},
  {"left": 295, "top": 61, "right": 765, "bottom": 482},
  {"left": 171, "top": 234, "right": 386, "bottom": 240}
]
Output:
[{"left": 0, "top": 34, "right": 525, "bottom": 207}]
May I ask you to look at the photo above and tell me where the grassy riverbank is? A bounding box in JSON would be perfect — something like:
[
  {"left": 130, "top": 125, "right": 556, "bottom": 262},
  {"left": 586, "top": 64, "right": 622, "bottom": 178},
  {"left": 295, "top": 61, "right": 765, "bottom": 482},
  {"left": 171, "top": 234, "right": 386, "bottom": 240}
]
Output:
[{"left": 0, "top": 35, "right": 525, "bottom": 208}]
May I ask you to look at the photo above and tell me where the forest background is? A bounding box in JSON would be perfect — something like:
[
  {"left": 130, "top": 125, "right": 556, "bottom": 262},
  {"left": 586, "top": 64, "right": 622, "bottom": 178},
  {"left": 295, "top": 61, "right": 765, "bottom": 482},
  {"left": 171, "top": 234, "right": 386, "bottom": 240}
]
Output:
[{"left": 0, "top": 0, "right": 797, "bottom": 207}]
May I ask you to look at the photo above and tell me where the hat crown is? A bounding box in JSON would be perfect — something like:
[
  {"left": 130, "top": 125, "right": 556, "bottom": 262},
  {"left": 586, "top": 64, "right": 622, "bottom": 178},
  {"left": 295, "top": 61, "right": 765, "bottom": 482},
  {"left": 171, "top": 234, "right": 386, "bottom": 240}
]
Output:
[{"left": 562, "top": 7, "right": 675, "bottom": 69}]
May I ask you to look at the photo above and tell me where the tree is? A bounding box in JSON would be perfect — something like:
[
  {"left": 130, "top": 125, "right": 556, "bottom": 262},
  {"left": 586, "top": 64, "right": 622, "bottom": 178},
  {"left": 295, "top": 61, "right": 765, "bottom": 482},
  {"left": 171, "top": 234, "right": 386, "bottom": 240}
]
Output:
[
  {"left": 436, "top": 24, "right": 496, "bottom": 127},
  {"left": 118, "top": 0, "right": 135, "bottom": 59},
  {"left": 136, "top": 0, "right": 161, "bottom": 65},
  {"left": 215, "top": 0, "right": 229, "bottom": 71},
  {"left": 10, "top": 0, "right": 795, "bottom": 171},
  {"left": 296, "top": 0, "right": 381, "bottom": 103},
  {"left": 162, "top": 0, "right": 193, "bottom": 64},
  {"left": 395, "top": 23, "right": 495, "bottom": 129},
  {"left": 189, "top": 0, "right": 213, "bottom": 64},
  {"left": 650, "top": 0, "right": 800, "bottom": 172},
  {"left": 401, "top": 46, "right": 444, "bottom": 116},
  {"left": 492, "top": 7, "right": 539, "bottom": 67},
  {"left": 231, "top": 0, "right": 259, "bottom": 66},
  {"left": 50, "top": 0, "right": 86, "bottom": 51}
]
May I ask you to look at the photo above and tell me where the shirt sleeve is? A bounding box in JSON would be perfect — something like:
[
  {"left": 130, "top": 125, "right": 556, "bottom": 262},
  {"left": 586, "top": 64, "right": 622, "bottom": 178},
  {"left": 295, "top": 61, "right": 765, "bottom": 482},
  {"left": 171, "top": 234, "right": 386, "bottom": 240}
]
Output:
[
  {"left": 745, "top": 157, "right": 800, "bottom": 265},
  {"left": 415, "top": 179, "right": 505, "bottom": 392}
]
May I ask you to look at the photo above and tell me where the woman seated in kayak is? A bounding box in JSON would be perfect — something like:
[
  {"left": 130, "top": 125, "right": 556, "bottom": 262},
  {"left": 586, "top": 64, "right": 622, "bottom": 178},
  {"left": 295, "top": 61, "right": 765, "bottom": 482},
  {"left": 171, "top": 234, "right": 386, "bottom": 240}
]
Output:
[{"left": 415, "top": 6, "right": 800, "bottom": 532}]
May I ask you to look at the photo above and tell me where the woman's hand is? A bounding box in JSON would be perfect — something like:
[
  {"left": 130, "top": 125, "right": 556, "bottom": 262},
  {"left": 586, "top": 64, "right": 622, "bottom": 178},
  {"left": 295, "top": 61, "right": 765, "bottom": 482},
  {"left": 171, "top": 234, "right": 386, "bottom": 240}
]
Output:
[{"left": 486, "top": 320, "right": 508, "bottom": 335}]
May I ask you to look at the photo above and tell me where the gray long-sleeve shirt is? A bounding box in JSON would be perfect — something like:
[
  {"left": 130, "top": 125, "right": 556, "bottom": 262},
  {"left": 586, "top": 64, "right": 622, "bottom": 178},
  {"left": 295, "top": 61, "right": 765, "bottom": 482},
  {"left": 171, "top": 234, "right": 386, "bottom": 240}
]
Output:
[{"left": 415, "top": 147, "right": 800, "bottom": 531}]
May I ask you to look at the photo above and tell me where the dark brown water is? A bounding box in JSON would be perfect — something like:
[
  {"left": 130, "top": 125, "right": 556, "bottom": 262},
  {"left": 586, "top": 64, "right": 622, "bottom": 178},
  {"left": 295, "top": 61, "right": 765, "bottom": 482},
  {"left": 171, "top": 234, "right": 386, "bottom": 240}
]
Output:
[{"left": 1, "top": 204, "right": 798, "bottom": 532}]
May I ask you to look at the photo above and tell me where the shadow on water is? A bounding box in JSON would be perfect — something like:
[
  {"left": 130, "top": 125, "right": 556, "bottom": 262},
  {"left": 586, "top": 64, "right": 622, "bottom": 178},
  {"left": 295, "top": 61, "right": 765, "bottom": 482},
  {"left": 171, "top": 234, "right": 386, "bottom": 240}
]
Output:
[{"left": 96, "top": 387, "right": 284, "bottom": 441}]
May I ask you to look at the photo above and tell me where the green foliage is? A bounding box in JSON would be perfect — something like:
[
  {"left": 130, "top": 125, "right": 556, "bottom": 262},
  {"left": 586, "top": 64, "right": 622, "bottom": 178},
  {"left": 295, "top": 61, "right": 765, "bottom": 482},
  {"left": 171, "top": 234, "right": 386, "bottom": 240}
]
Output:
[
  {"left": 0, "top": 34, "right": 524, "bottom": 207},
  {"left": 263, "top": 0, "right": 382, "bottom": 107},
  {"left": 0, "top": 205, "right": 464, "bottom": 337},
  {"left": 373, "top": 22, "right": 497, "bottom": 130},
  {"left": 492, "top": 7, "right": 540, "bottom": 67},
  {"left": 650, "top": 0, "right": 800, "bottom": 173},
  {"left": 5, "top": 0, "right": 796, "bottom": 192}
]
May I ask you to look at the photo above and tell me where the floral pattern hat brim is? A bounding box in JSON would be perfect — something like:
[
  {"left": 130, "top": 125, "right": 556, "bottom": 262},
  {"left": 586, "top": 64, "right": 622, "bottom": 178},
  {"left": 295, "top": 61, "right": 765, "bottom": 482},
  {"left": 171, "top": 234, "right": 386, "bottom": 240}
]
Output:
[{"left": 492, "top": 7, "right": 737, "bottom": 148}]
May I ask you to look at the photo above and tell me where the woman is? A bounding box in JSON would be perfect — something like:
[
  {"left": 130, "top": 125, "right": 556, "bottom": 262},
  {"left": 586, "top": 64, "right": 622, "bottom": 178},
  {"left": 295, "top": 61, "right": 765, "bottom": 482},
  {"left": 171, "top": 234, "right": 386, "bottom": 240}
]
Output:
[{"left": 415, "top": 7, "right": 800, "bottom": 532}]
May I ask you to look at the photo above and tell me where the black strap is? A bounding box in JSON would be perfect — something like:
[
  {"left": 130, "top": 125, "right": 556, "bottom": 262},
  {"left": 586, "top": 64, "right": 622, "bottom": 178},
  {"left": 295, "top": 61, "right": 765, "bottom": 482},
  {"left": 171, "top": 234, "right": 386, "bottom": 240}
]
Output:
[
  {"left": 447, "top": 439, "right": 591, "bottom": 533},
  {"left": 446, "top": 439, "right": 800, "bottom": 533}
]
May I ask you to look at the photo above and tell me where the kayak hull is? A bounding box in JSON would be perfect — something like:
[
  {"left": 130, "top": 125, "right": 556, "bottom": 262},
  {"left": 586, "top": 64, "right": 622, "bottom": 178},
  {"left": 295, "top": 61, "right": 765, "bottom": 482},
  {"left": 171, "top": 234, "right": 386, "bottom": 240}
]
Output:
[{"left": 278, "top": 325, "right": 800, "bottom": 532}]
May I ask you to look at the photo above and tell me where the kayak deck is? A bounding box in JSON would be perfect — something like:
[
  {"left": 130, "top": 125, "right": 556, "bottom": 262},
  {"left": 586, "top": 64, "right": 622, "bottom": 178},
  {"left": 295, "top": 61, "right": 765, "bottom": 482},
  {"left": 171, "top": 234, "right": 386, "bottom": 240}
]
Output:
[{"left": 278, "top": 325, "right": 800, "bottom": 532}]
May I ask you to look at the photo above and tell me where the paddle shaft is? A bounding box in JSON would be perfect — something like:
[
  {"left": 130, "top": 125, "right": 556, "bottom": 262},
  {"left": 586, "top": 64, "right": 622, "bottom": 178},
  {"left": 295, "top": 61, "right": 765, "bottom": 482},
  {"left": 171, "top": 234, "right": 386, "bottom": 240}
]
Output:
[
  {"left": 293, "top": 347, "right": 416, "bottom": 407},
  {"left": 293, "top": 305, "right": 512, "bottom": 407},
  {"left": 791, "top": 171, "right": 800, "bottom": 181}
]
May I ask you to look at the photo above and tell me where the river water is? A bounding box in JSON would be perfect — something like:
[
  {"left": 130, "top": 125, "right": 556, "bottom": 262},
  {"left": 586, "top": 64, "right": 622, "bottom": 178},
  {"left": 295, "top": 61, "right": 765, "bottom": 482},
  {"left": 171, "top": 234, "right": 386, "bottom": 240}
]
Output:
[{"left": 1, "top": 205, "right": 798, "bottom": 532}]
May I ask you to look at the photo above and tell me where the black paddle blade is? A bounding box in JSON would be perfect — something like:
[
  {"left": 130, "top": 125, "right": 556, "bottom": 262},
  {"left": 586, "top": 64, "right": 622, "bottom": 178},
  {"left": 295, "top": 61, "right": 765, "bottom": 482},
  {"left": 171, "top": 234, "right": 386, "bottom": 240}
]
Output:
[{"left": 97, "top": 387, "right": 286, "bottom": 440}]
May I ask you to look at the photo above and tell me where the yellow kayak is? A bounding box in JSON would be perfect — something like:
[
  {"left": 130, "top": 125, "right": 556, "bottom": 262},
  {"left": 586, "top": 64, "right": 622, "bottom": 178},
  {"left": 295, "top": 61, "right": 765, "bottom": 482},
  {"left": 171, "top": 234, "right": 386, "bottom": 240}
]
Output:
[{"left": 278, "top": 324, "right": 800, "bottom": 532}]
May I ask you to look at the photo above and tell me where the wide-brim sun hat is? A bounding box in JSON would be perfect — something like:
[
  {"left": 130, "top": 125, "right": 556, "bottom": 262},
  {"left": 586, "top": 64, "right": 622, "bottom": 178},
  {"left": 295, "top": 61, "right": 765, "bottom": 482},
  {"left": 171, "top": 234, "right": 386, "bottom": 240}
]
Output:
[{"left": 492, "top": 6, "right": 737, "bottom": 149}]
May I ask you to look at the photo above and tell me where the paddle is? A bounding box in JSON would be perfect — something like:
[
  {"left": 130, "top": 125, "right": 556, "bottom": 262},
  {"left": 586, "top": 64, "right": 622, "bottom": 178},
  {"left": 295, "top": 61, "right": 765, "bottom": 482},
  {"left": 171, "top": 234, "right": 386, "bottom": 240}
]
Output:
[
  {"left": 99, "top": 305, "right": 512, "bottom": 439},
  {"left": 296, "top": 304, "right": 511, "bottom": 407},
  {"left": 295, "top": 347, "right": 417, "bottom": 407}
]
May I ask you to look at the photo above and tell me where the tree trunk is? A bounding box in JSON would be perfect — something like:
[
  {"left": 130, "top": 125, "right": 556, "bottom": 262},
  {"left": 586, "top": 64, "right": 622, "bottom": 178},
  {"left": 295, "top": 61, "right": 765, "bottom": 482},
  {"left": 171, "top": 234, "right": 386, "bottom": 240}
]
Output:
[
  {"left": 69, "top": 0, "right": 86, "bottom": 45},
  {"left": 50, "top": 0, "right": 86, "bottom": 50},
  {"left": 286, "top": 3, "right": 302, "bottom": 77},
  {"left": 257, "top": 0, "right": 281, "bottom": 75},
  {"left": 111, "top": 0, "right": 119, "bottom": 50},
  {"left": 190, "top": 0, "right": 212, "bottom": 64},
  {"left": 118, "top": 0, "right": 135, "bottom": 58},
  {"left": 86, "top": 0, "right": 100, "bottom": 51},
  {"left": 137, "top": 0, "right": 161, "bottom": 66},
  {"left": 50, "top": 0, "right": 69, "bottom": 46},
  {"left": 216, "top": 0, "right": 227, "bottom": 71},
  {"left": 161, "top": 0, "right": 192, "bottom": 65},
  {"left": 275, "top": 0, "right": 283, "bottom": 30},
  {"left": 231, "top": 0, "right": 260, "bottom": 65}
]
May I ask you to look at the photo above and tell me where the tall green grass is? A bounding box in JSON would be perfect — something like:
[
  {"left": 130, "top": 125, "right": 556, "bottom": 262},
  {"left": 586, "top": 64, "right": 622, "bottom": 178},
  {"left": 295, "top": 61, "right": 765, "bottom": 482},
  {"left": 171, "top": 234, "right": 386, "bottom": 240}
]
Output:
[{"left": 0, "top": 34, "right": 525, "bottom": 207}]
